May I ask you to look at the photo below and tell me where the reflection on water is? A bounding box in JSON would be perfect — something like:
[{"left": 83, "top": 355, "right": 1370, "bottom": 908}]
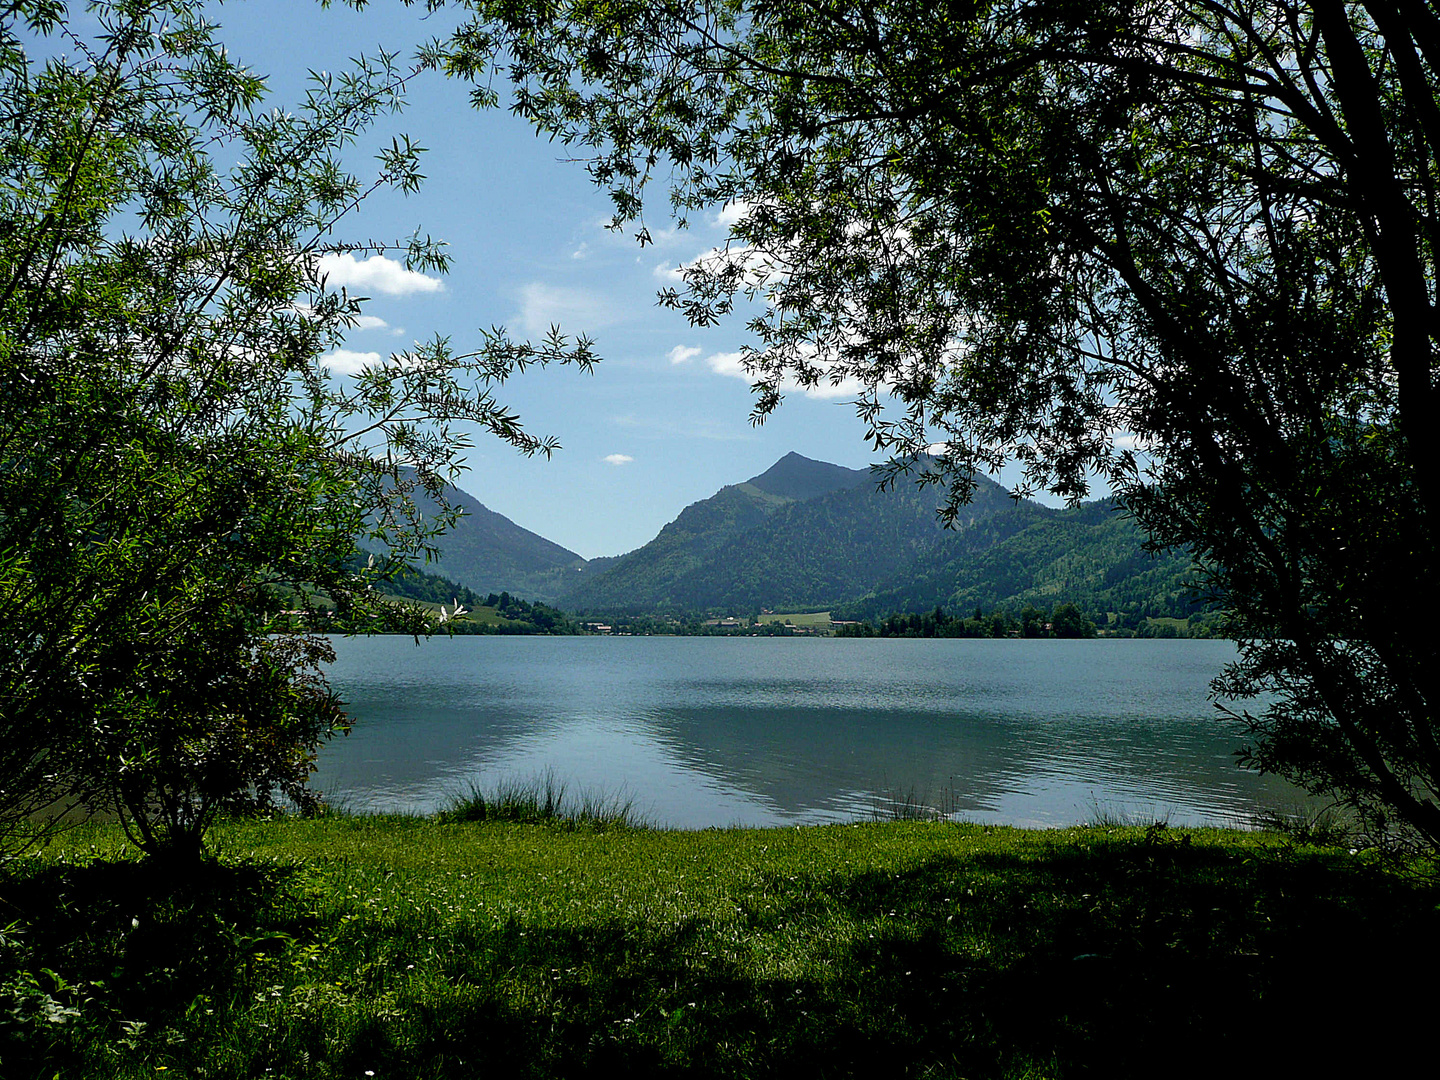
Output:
[{"left": 312, "top": 636, "right": 1303, "bottom": 828}]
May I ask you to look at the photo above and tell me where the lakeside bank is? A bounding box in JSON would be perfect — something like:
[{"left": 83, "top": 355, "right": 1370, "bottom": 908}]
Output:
[{"left": 3, "top": 817, "right": 1435, "bottom": 1078}]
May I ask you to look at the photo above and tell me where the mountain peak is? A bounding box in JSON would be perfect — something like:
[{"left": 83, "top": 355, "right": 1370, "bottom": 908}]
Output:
[{"left": 746, "top": 452, "right": 869, "bottom": 503}]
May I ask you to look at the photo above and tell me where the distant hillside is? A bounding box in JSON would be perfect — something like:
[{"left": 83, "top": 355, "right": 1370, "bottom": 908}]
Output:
[
  {"left": 556, "top": 452, "right": 870, "bottom": 613},
  {"left": 840, "top": 500, "right": 1201, "bottom": 623},
  {"left": 560, "top": 453, "right": 1204, "bottom": 620},
  {"left": 377, "top": 453, "right": 1205, "bottom": 622},
  {"left": 368, "top": 559, "right": 579, "bottom": 635},
  {"left": 384, "top": 470, "right": 587, "bottom": 603},
  {"left": 635, "top": 473, "right": 1035, "bottom": 614}
]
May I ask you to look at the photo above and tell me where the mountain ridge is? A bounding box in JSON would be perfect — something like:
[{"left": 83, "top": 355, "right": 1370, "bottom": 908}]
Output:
[
  {"left": 387, "top": 471, "right": 586, "bottom": 603},
  {"left": 556, "top": 452, "right": 880, "bottom": 613},
  {"left": 745, "top": 451, "right": 870, "bottom": 501},
  {"left": 396, "top": 453, "right": 1200, "bottom": 622}
]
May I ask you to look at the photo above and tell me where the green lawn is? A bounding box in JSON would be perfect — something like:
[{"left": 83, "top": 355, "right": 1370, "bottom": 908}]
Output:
[
  {"left": 3, "top": 818, "right": 1436, "bottom": 1078},
  {"left": 756, "top": 611, "right": 832, "bottom": 628}
]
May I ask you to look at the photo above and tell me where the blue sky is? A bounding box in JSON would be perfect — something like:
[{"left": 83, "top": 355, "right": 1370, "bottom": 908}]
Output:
[{"left": 190, "top": 0, "right": 897, "bottom": 559}]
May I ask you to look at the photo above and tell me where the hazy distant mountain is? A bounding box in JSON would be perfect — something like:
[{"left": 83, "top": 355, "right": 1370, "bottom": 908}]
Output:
[{"left": 388, "top": 472, "right": 588, "bottom": 603}]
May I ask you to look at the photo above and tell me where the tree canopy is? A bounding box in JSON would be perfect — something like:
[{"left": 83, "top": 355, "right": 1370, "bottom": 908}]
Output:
[
  {"left": 0, "top": 1, "right": 593, "bottom": 857},
  {"left": 425, "top": 0, "right": 1438, "bottom": 847}
]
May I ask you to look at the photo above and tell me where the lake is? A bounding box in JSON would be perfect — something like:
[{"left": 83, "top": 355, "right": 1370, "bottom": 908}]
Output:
[{"left": 312, "top": 635, "right": 1306, "bottom": 828}]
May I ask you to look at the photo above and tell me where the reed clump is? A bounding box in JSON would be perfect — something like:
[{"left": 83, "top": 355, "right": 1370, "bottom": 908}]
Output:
[{"left": 435, "top": 770, "right": 642, "bottom": 830}]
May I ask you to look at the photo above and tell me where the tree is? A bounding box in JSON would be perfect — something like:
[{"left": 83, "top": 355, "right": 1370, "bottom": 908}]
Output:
[
  {"left": 428, "top": 0, "right": 1438, "bottom": 847},
  {"left": 1051, "top": 603, "right": 1097, "bottom": 640},
  {"left": 0, "top": 1, "right": 593, "bottom": 858}
]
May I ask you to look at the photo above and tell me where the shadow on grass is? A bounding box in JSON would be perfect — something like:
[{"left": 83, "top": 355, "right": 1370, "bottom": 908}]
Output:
[
  {"left": 4, "top": 831, "right": 1438, "bottom": 1079},
  {"left": 0, "top": 854, "right": 308, "bottom": 1079}
]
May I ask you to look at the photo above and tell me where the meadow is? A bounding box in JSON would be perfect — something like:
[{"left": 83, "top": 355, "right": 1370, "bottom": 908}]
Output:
[
  {"left": 2, "top": 814, "right": 1436, "bottom": 1079},
  {"left": 755, "top": 611, "right": 833, "bottom": 628}
]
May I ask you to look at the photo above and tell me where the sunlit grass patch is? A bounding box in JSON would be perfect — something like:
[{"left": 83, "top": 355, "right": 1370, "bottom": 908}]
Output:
[{"left": 756, "top": 611, "right": 832, "bottom": 628}]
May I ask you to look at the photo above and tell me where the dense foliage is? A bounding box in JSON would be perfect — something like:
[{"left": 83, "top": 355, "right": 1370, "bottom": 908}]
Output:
[
  {"left": 0, "top": 2, "right": 592, "bottom": 858},
  {"left": 838, "top": 603, "right": 1099, "bottom": 638},
  {"left": 427, "top": 0, "right": 1440, "bottom": 849}
]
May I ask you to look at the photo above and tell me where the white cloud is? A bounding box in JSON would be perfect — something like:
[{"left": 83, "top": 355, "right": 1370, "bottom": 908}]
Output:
[
  {"left": 667, "top": 345, "right": 702, "bottom": 365},
  {"left": 658, "top": 242, "right": 774, "bottom": 290},
  {"left": 351, "top": 315, "right": 389, "bottom": 331},
  {"left": 803, "top": 374, "right": 865, "bottom": 400},
  {"left": 703, "top": 350, "right": 749, "bottom": 380},
  {"left": 604, "top": 453, "right": 634, "bottom": 466},
  {"left": 571, "top": 242, "right": 590, "bottom": 260},
  {"left": 1112, "top": 433, "right": 1154, "bottom": 452},
  {"left": 710, "top": 200, "right": 752, "bottom": 229},
  {"left": 322, "top": 349, "right": 383, "bottom": 375},
  {"left": 691, "top": 347, "right": 863, "bottom": 400},
  {"left": 316, "top": 253, "right": 444, "bottom": 296},
  {"left": 516, "top": 282, "right": 615, "bottom": 336}
]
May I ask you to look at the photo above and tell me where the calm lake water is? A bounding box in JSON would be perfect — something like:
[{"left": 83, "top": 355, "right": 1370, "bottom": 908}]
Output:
[{"left": 312, "top": 635, "right": 1305, "bottom": 828}]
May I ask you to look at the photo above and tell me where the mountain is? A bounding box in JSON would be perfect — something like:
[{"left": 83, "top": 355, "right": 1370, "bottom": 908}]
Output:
[
  {"left": 382, "top": 453, "right": 1201, "bottom": 621},
  {"left": 385, "top": 472, "right": 587, "bottom": 603},
  {"left": 627, "top": 472, "right": 1037, "bottom": 614},
  {"left": 746, "top": 451, "right": 870, "bottom": 501},
  {"left": 555, "top": 453, "right": 871, "bottom": 613},
  {"left": 559, "top": 452, "right": 1201, "bottom": 620},
  {"left": 839, "top": 500, "right": 1199, "bottom": 622}
]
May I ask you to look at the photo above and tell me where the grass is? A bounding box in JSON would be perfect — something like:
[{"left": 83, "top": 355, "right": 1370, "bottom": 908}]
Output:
[
  {"left": 869, "top": 781, "right": 962, "bottom": 822},
  {"left": 756, "top": 611, "right": 832, "bottom": 628},
  {"left": 435, "top": 771, "right": 643, "bottom": 830},
  {"left": 1249, "top": 802, "right": 1356, "bottom": 847},
  {"left": 2, "top": 818, "right": 1437, "bottom": 1079}
]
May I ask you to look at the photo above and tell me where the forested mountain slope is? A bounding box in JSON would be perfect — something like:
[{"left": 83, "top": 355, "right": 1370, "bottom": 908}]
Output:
[
  {"left": 392, "top": 472, "right": 587, "bottom": 603},
  {"left": 556, "top": 453, "right": 870, "bottom": 612},
  {"left": 841, "top": 501, "right": 1200, "bottom": 623},
  {"left": 562, "top": 455, "right": 1201, "bottom": 620},
  {"left": 402, "top": 453, "right": 1200, "bottom": 621},
  {"left": 645, "top": 472, "right": 1035, "bottom": 614}
]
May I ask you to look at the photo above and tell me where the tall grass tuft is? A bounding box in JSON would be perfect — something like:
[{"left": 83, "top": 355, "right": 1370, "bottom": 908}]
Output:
[
  {"left": 436, "top": 770, "right": 643, "bottom": 830},
  {"left": 1085, "top": 801, "right": 1175, "bottom": 830},
  {"left": 1251, "top": 802, "right": 1354, "bottom": 847},
  {"left": 868, "top": 781, "right": 962, "bottom": 822}
]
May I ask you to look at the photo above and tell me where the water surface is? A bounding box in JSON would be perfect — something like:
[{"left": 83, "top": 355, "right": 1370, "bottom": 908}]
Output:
[{"left": 312, "top": 636, "right": 1301, "bottom": 828}]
